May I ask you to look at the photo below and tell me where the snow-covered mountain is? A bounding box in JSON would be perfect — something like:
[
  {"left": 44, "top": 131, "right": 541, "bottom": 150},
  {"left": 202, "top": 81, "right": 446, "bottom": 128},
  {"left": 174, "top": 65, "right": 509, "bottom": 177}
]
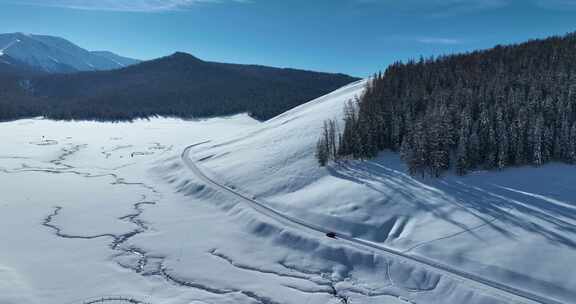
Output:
[
  {"left": 0, "top": 80, "right": 575, "bottom": 304},
  {"left": 90, "top": 50, "right": 140, "bottom": 68},
  {"left": 0, "top": 33, "right": 140, "bottom": 73},
  {"left": 0, "top": 53, "right": 39, "bottom": 75}
]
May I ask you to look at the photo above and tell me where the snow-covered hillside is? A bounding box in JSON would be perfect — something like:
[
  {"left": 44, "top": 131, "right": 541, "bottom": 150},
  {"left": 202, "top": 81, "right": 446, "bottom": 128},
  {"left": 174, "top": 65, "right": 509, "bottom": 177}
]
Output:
[
  {"left": 0, "top": 33, "right": 139, "bottom": 73},
  {"left": 187, "top": 80, "right": 576, "bottom": 304},
  {"left": 0, "top": 80, "right": 574, "bottom": 304}
]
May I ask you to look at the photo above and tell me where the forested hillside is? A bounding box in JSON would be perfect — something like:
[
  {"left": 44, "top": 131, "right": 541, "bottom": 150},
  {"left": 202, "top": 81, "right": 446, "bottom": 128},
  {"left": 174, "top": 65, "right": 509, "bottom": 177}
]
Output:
[
  {"left": 317, "top": 32, "right": 576, "bottom": 176},
  {"left": 0, "top": 52, "right": 357, "bottom": 121}
]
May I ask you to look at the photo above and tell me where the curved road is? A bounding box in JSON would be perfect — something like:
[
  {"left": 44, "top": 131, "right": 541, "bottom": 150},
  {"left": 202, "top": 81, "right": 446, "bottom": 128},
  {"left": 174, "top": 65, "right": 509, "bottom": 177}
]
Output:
[{"left": 182, "top": 145, "right": 565, "bottom": 304}]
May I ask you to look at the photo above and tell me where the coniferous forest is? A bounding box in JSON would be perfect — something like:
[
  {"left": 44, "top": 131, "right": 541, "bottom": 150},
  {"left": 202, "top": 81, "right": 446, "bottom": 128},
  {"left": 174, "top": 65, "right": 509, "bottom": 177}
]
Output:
[
  {"left": 316, "top": 32, "right": 576, "bottom": 176},
  {"left": 0, "top": 52, "right": 357, "bottom": 122}
]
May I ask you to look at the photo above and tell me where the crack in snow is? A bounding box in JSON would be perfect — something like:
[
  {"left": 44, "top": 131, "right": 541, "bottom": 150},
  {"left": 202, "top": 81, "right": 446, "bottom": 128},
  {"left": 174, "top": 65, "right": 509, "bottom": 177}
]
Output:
[
  {"left": 70, "top": 296, "right": 152, "bottom": 304},
  {"left": 208, "top": 248, "right": 331, "bottom": 285}
]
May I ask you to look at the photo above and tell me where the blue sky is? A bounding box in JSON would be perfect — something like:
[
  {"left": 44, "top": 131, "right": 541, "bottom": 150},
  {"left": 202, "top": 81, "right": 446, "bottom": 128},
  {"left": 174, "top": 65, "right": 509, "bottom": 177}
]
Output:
[{"left": 0, "top": 0, "right": 575, "bottom": 76}]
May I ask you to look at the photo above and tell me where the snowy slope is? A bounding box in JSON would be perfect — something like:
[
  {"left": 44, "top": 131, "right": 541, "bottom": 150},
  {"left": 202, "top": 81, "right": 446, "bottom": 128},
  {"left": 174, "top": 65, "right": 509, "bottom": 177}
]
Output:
[
  {"left": 0, "top": 120, "right": 507, "bottom": 303},
  {"left": 91, "top": 50, "right": 140, "bottom": 67},
  {"left": 0, "top": 80, "right": 574, "bottom": 304},
  {"left": 0, "top": 33, "right": 140, "bottom": 73},
  {"left": 187, "top": 80, "right": 576, "bottom": 303},
  {"left": 0, "top": 53, "right": 41, "bottom": 75}
]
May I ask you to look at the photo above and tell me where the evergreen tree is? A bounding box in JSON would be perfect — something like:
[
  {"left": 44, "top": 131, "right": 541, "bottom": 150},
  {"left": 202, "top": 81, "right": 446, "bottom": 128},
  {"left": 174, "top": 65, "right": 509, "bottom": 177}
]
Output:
[
  {"left": 569, "top": 123, "right": 576, "bottom": 163},
  {"left": 327, "top": 31, "right": 576, "bottom": 176},
  {"left": 456, "top": 134, "right": 468, "bottom": 176}
]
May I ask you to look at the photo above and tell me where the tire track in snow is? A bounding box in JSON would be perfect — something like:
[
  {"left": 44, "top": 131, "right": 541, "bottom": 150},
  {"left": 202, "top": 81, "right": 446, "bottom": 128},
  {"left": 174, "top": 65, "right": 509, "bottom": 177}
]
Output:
[
  {"left": 182, "top": 144, "right": 565, "bottom": 304},
  {"left": 399, "top": 216, "right": 499, "bottom": 254}
]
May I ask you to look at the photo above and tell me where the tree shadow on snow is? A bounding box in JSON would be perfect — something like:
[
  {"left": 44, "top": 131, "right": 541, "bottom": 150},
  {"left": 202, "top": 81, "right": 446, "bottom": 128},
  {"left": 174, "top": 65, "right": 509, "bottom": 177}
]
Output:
[{"left": 329, "top": 155, "right": 576, "bottom": 249}]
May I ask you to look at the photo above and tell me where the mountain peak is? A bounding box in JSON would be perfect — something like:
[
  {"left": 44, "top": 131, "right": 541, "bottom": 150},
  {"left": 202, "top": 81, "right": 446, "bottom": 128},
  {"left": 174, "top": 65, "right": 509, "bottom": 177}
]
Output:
[
  {"left": 0, "top": 32, "right": 140, "bottom": 73},
  {"left": 10, "top": 32, "right": 32, "bottom": 38},
  {"left": 169, "top": 52, "right": 203, "bottom": 62}
]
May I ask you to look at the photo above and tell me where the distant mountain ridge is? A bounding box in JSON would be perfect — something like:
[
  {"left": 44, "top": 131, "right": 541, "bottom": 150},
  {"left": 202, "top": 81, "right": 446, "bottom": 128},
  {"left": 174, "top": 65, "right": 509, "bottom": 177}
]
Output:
[
  {"left": 0, "top": 51, "right": 359, "bottom": 121},
  {"left": 0, "top": 33, "right": 140, "bottom": 73}
]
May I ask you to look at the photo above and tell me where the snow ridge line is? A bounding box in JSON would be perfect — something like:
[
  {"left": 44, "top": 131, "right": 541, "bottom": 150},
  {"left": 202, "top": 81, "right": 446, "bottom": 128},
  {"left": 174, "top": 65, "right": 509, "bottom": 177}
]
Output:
[{"left": 181, "top": 144, "right": 565, "bottom": 304}]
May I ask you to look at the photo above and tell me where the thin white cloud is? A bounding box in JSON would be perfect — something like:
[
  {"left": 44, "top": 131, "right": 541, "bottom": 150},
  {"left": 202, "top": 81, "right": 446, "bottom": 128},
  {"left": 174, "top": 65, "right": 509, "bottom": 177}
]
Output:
[
  {"left": 420, "top": 0, "right": 510, "bottom": 16},
  {"left": 5, "top": 0, "right": 250, "bottom": 12},
  {"left": 354, "top": 0, "right": 510, "bottom": 14},
  {"left": 417, "top": 37, "right": 463, "bottom": 45},
  {"left": 356, "top": 0, "right": 576, "bottom": 12},
  {"left": 435, "top": 0, "right": 508, "bottom": 9},
  {"left": 533, "top": 0, "right": 576, "bottom": 9}
]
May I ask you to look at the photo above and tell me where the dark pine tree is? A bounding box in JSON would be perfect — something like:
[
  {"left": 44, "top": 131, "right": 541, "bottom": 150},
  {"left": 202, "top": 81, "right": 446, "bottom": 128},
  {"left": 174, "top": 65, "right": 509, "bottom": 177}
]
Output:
[{"left": 328, "top": 31, "right": 576, "bottom": 176}]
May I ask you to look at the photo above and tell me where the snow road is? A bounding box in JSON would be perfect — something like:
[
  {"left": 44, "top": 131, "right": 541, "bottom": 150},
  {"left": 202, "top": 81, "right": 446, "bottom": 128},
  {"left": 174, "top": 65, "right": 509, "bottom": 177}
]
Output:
[{"left": 182, "top": 145, "right": 565, "bottom": 304}]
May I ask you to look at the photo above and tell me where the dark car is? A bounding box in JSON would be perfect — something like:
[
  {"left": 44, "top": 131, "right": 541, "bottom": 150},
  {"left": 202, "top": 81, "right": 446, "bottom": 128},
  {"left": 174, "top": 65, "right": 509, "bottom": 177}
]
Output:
[{"left": 326, "top": 232, "right": 337, "bottom": 239}]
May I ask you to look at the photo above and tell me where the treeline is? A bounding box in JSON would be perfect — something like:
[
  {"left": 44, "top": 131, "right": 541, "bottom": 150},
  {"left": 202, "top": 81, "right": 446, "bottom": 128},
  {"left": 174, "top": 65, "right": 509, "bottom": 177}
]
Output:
[
  {"left": 0, "top": 52, "right": 358, "bottom": 122},
  {"left": 316, "top": 32, "right": 576, "bottom": 176}
]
